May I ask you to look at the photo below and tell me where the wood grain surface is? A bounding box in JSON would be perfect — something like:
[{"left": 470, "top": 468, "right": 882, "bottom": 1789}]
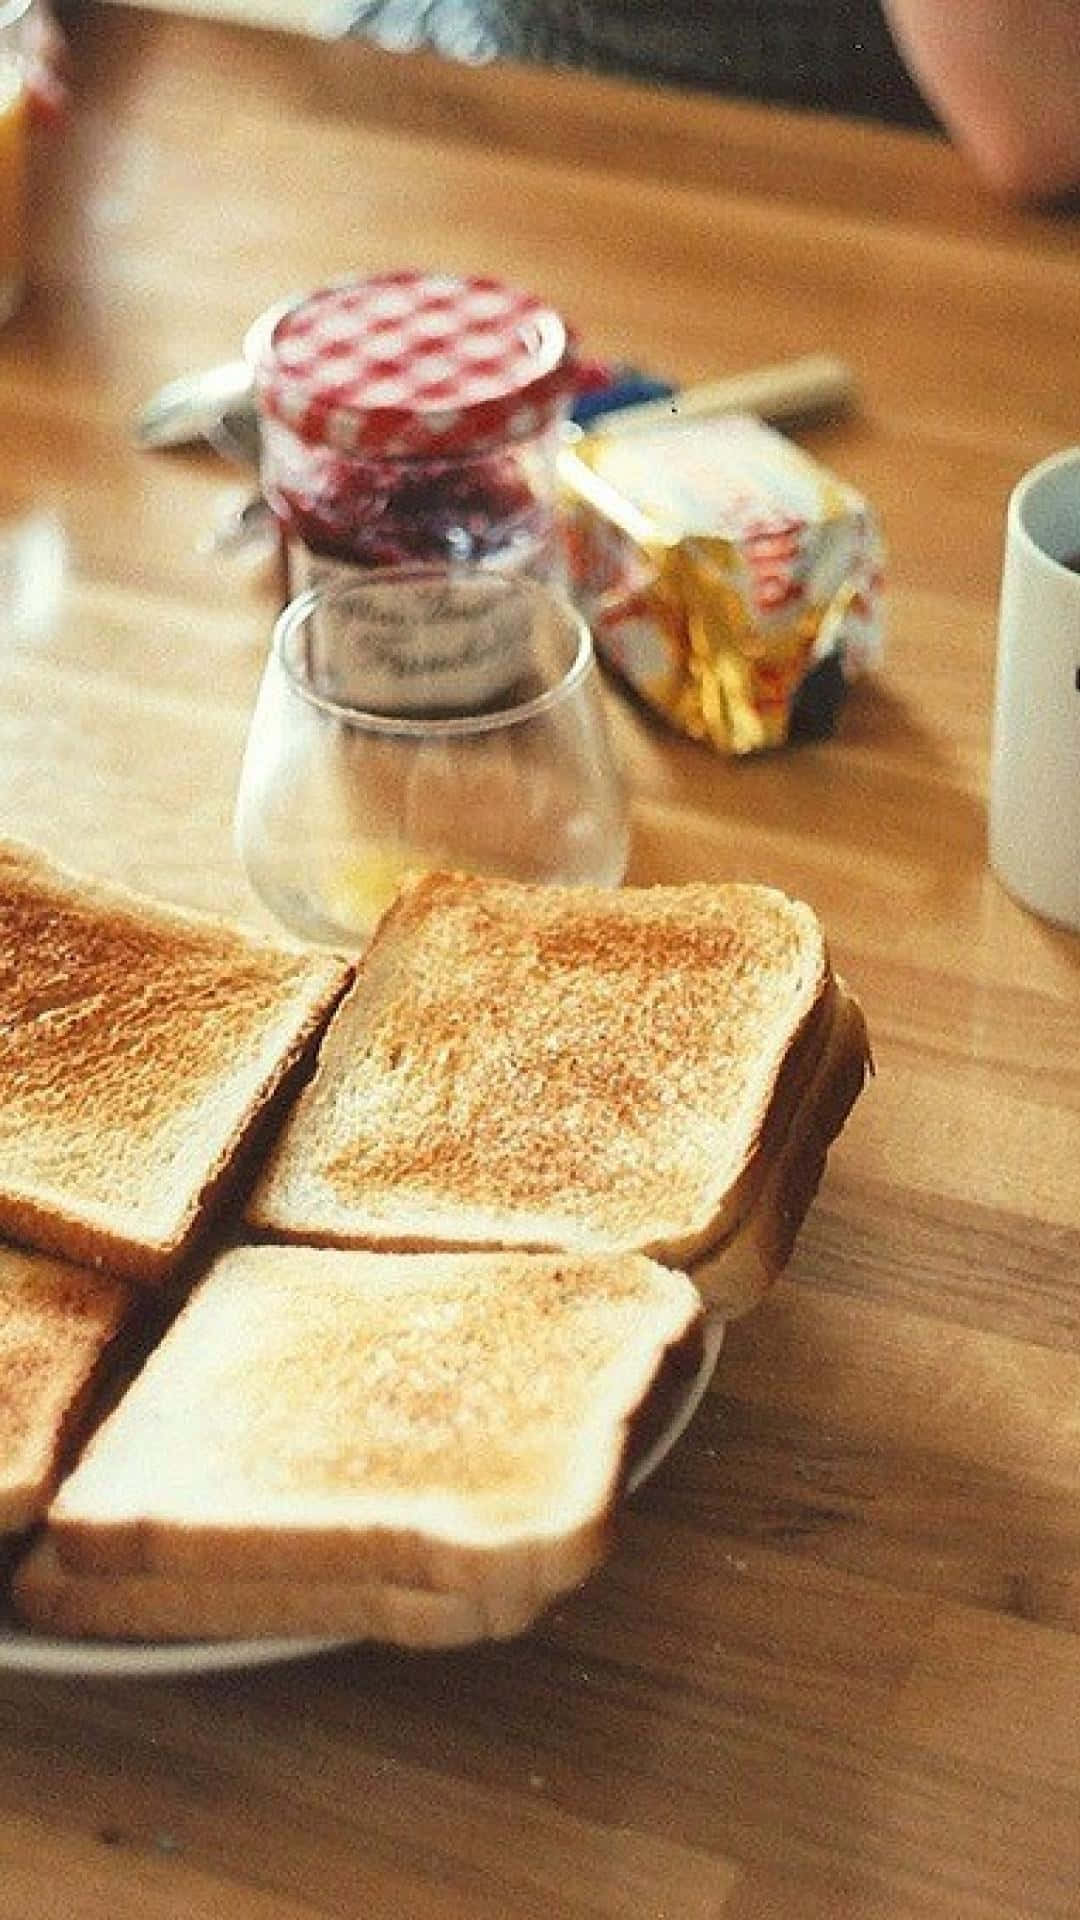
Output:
[{"left": 0, "top": 9, "right": 1078, "bottom": 1915}]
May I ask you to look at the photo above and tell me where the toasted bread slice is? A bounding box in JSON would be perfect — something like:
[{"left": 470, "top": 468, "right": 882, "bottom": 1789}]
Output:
[
  {"left": 0, "top": 839, "right": 353, "bottom": 1285},
  {"left": 247, "top": 873, "right": 869, "bottom": 1310},
  {"left": 0, "top": 1243, "right": 135, "bottom": 1534},
  {"left": 12, "top": 1536, "right": 539, "bottom": 1646},
  {"left": 46, "top": 1245, "right": 704, "bottom": 1621},
  {"left": 690, "top": 976, "right": 871, "bottom": 1315}
]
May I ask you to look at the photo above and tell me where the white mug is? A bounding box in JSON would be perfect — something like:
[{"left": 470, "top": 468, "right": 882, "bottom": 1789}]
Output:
[{"left": 989, "top": 448, "right": 1080, "bottom": 933}]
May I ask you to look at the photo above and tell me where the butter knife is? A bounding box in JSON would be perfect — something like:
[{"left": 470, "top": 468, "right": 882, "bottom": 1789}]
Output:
[{"left": 133, "top": 358, "right": 256, "bottom": 453}]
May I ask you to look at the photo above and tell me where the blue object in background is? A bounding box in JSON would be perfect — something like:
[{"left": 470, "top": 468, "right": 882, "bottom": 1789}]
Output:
[{"left": 570, "top": 371, "right": 677, "bottom": 427}]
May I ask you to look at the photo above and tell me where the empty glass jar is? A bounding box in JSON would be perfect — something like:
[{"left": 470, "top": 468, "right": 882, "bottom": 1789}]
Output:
[{"left": 234, "top": 568, "right": 630, "bottom": 945}]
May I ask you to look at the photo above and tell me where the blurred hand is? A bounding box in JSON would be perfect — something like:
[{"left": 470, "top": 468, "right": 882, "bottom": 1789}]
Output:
[{"left": 882, "top": 0, "right": 1080, "bottom": 199}]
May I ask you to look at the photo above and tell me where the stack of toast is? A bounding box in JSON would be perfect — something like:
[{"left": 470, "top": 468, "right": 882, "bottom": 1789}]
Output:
[{"left": 0, "top": 839, "right": 870, "bottom": 1647}]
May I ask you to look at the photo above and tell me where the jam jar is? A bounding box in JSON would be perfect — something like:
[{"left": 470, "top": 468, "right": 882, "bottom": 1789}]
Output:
[{"left": 254, "top": 270, "right": 579, "bottom": 597}]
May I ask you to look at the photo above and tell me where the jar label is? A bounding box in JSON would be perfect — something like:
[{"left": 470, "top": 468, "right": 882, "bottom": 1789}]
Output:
[{"left": 295, "top": 550, "right": 536, "bottom": 714}]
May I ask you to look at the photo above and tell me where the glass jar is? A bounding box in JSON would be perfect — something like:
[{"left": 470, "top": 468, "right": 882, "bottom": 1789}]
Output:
[
  {"left": 233, "top": 568, "right": 629, "bottom": 945},
  {"left": 253, "top": 271, "right": 578, "bottom": 597}
]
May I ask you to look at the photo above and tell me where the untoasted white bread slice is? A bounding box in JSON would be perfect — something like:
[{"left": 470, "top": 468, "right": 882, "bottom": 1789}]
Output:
[
  {"left": 12, "top": 1536, "right": 538, "bottom": 1646},
  {"left": 0, "top": 1243, "right": 135, "bottom": 1534},
  {"left": 0, "top": 839, "right": 353, "bottom": 1285},
  {"left": 247, "top": 873, "right": 870, "bottom": 1312},
  {"left": 46, "top": 1245, "right": 705, "bottom": 1624}
]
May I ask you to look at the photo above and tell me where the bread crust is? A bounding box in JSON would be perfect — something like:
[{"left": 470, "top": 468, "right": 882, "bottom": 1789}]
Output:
[
  {"left": 687, "top": 982, "right": 871, "bottom": 1315},
  {"left": 12, "top": 1537, "right": 541, "bottom": 1646}
]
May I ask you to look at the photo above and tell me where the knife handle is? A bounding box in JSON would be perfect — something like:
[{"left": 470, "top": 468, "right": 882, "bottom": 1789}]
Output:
[{"left": 596, "top": 352, "right": 856, "bottom": 436}]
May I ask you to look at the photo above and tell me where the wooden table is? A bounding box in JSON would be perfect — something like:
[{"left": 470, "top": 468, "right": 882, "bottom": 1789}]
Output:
[{"left": 1, "top": 9, "right": 1079, "bottom": 1914}]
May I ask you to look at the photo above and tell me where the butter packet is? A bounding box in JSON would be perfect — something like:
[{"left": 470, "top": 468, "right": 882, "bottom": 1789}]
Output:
[{"left": 560, "top": 411, "right": 883, "bottom": 753}]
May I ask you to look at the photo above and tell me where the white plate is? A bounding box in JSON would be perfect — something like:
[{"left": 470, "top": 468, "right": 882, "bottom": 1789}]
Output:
[
  {"left": 0, "top": 1317, "right": 724, "bottom": 1680},
  {"left": 0, "top": 1625, "right": 338, "bottom": 1680}
]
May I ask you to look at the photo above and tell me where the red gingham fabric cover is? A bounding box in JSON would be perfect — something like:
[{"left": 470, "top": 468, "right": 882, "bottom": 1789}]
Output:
[{"left": 255, "top": 271, "right": 576, "bottom": 459}]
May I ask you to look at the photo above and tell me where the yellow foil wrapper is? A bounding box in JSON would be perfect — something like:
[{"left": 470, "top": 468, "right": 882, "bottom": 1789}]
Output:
[{"left": 560, "top": 411, "right": 884, "bottom": 754}]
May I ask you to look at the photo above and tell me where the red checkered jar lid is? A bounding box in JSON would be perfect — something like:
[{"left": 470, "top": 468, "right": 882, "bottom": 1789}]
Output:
[{"left": 255, "top": 271, "right": 577, "bottom": 460}]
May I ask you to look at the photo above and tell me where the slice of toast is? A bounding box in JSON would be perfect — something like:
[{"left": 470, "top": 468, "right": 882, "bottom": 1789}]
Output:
[
  {"left": 0, "top": 1243, "right": 136, "bottom": 1535},
  {"left": 247, "top": 872, "right": 870, "bottom": 1313},
  {"left": 0, "top": 839, "right": 353, "bottom": 1286},
  {"left": 44, "top": 1245, "right": 705, "bottom": 1626},
  {"left": 12, "top": 1321, "right": 720, "bottom": 1642}
]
